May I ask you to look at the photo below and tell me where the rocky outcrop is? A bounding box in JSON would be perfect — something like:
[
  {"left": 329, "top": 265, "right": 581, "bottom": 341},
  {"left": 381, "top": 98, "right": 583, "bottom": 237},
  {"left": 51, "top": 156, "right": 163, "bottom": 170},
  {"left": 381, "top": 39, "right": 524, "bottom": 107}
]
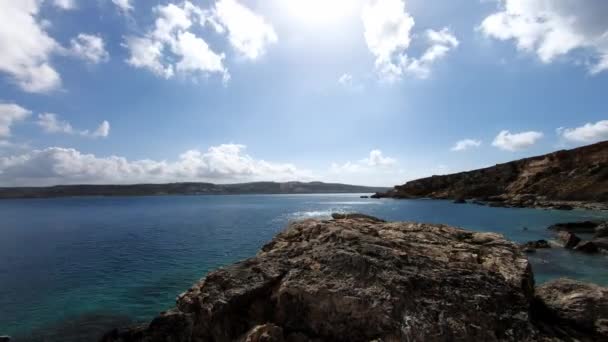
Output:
[
  {"left": 101, "top": 216, "right": 608, "bottom": 342},
  {"left": 534, "top": 279, "right": 608, "bottom": 339},
  {"left": 374, "top": 141, "right": 608, "bottom": 210}
]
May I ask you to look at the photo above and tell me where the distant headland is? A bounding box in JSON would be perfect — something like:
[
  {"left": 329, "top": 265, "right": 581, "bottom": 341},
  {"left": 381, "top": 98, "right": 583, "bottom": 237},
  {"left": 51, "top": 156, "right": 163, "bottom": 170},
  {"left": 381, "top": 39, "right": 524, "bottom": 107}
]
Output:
[
  {"left": 0, "top": 181, "right": 389, "bottom": 199},
  {"left": 374, "top": 140, "right": 608, "bottom": 210}
]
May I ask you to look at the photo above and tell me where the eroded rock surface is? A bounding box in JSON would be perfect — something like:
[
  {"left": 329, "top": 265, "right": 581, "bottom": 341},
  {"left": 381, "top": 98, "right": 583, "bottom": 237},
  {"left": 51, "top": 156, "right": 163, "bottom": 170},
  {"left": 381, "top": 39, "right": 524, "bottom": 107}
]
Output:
[
  {"left": 101, "top": 216, "right": 608, "bottom": 341},
  {"left": 535, "top": 279, "right": 608, "bottom": 340}
]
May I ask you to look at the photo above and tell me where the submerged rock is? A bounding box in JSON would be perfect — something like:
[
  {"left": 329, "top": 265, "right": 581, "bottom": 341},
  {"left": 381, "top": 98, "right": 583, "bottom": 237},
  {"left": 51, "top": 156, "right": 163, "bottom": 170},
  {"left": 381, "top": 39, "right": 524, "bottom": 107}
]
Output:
[
  {"left": 101, "top": 216, "right": 608, "bottom": 342},
  {"left": 574, "top": 241, "right": 599, "bottom": 254},
  {"left": 548, "top": 221, "right": 602, "bottom": 233},
  {"left": 0, "top": 336, "right": 10, "bottom": 342}
]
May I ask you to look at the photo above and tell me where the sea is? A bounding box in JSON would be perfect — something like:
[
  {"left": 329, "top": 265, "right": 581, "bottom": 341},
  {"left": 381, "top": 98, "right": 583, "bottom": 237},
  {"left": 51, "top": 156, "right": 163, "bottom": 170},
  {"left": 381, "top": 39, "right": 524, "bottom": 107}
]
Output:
[{"left": 1, "top": 194, "right": 607, "bottom": 341}]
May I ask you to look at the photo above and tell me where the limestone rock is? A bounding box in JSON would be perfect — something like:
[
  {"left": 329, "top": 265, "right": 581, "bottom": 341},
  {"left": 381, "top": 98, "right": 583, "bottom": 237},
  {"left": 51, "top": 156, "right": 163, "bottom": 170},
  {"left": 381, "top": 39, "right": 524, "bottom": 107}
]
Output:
[
  {"left": 101, "top": 216, "right": 537, "bottom": 341},
  {"left": 535, "top": 278, "right": 608, "bottom": 340}
]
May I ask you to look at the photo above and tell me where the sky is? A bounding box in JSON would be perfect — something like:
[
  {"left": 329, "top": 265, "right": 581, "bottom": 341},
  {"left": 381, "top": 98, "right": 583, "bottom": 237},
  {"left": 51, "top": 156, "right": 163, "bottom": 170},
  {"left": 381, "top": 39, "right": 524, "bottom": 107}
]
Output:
[{"left": 0, "top": 0, "right": 607, "bottom": 187}]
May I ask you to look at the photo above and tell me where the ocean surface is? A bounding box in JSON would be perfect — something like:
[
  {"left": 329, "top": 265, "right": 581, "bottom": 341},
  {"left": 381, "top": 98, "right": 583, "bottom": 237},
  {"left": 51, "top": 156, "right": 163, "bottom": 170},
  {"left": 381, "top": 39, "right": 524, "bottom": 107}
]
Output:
[{"left": 1, "top": 194, "right": 607, "bottom": 341}]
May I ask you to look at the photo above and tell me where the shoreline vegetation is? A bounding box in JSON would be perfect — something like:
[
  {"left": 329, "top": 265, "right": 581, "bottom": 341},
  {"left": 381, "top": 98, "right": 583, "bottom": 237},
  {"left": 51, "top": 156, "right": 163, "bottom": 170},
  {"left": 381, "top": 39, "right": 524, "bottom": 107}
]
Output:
[
  {"left": 0, "top": 182, "right": 388, "bottom": 200},
  {"left": 373, "top": 140, "right": 608, "bottom": 211},
  {"left": 99, "top": 214, "right": 608, "bottom": 342}
]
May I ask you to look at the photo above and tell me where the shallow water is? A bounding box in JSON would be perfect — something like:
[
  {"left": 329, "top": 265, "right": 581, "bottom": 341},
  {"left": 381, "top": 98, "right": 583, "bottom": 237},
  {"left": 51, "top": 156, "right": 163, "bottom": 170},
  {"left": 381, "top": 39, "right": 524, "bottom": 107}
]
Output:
[{"left": 1, "top": 194, "right": 607, "bottom": 340}]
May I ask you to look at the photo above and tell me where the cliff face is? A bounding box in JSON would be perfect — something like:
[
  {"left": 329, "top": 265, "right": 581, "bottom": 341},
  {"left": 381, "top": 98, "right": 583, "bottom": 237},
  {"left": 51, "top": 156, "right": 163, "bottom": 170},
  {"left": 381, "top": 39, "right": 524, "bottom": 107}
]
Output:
[
  {"left": 101, "top": 215, "right": 607, "bottom": 342},
  {"left": 377, "top": 141, "right": 608, "bottom": 207}
]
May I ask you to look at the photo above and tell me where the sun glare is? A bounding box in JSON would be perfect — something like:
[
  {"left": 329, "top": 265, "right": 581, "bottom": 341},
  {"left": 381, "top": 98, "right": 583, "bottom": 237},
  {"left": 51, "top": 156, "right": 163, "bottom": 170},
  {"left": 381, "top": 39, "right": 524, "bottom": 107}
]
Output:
[{"left": 281, "top": 0, "right": 362, "bottom": 27}]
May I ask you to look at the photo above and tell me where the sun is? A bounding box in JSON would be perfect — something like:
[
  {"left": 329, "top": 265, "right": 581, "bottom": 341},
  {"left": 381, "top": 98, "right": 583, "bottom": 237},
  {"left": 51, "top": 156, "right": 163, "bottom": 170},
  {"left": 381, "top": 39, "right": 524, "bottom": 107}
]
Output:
[{"left": 280, "top": 0, "right": 362, "bottom": 27}]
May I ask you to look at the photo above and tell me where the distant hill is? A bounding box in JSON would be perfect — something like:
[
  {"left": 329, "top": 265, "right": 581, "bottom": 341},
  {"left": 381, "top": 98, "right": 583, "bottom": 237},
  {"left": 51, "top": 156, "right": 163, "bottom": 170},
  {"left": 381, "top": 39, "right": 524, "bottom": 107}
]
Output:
[
  {"left": 375, "top": 141, "right": 608, "bottom": 209},
  {"left": 0, "top": 181, "right": 389, "bottom": 199}
]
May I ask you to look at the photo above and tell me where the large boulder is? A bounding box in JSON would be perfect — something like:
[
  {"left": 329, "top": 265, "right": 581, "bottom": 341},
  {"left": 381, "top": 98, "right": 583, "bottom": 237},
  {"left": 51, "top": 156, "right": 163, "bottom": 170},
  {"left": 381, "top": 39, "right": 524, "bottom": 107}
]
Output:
[
  {"left": 102, "top": 216, "right": 539, "bottom": 342},
  {"left": 535, "top": 279, "right": 608, "bottom": 339}
]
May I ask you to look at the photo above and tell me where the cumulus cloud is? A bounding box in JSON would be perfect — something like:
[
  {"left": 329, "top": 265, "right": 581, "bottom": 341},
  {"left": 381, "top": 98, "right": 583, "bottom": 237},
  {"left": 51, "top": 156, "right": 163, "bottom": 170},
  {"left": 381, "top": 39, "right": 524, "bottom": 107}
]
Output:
[
  {"left": 557, "top": 120, "right": 608, "bottom": 143},
  {"left": 212, "top": 0, "right": 278, "bottom": 60},
  {"left": 0, "top": 103, "right": 31, "bottom": 139},
  {"left": 330, "top": 150, "right": 397, "bottom": 173},
  {"left": 361, "top": 0, "right": 458, "bottom": 81},
  {"left": 361, "top": 149, "right": 396, "bottom": 167},
  {"left": 124, "top": 2, "right": 228, "bottom": 81},
  {"left": 451, "top": 139, "right": 482, "bottom": 152},
  {"left": 0, "top": 1, "right": 62, "bottom": 92},
  {"left": 338, "top": 73, "right": 353, "bottom": 86},
  {"left": 111, "top": 0, "right": 133, "bottom": 13},
  {"left": 53, "top": 0, "right": 76, "bottom": 10},
  {"left": 37, "top": 113, "right": 110, "bottom": 138},
  {"left": 479, "top": 0, "right": 608, "bottom": 74},
  {"left": 123, "top": 0, "right": 276, "bottom": 82},
  {"left": 70, "top": 34, "right": 110, "bottom": 64},
  {"left": 492, "top": 130, "right": 543, "bottom": 151},
  {"left": 0, "top": 144, "right": 310, "bottom": 186}
]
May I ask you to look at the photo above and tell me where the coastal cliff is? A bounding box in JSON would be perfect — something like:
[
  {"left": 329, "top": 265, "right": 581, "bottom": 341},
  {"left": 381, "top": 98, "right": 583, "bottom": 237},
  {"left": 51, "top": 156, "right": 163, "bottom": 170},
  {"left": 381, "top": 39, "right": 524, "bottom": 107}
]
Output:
[
  {"left": 374, "top": 141, "right": 608, "bottom": 210},
  {"left": 101, "top": 215, "right": 608, "bottom": 341}
]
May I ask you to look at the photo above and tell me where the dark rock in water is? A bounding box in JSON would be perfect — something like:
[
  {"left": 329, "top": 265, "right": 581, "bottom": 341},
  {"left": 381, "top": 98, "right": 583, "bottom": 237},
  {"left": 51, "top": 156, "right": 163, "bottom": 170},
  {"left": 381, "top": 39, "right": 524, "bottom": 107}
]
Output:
[
  {"left": 553, "top": 204, "right": 574, "bottom": 211},
  {"left": 592, "top": 238, "right": 608, "bottom": 251},
  {"left": 557, "top": 231, "right": 582, "bottom": 249},
  {"left": 574, "top": 241, "right": 599, "bottom": 254},
  {"left": 359, "top": 195, "right": 369, "bottom": 199},
  {"left": 594, "top": 223, "right": 608, "bottom": 238},
  {"left": 0, "top": 336, "right": 11, "bottom": 342},
  {"left": 548, "top": 221, "right": 602, "bottom": 233},
  {"left": 535, "top": 278, "right": 608, "bottom": 340},
  {"left": 330, "top": 212, "right": 385, "bottom": 222},
  {"left": 102, "top": 216, "right": 540, "bottom": 341},
  {"left": 522, "top": 240, "right": 551, "bottom": 249},
  {"left": 453, "top": 198, "right": 466, "bottom": 204}
]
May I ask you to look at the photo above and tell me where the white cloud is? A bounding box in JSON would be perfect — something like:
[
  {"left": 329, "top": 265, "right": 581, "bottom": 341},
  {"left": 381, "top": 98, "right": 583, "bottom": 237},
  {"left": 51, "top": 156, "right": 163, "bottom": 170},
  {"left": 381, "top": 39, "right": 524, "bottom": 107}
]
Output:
[
  {"left": 338, "top": 73, "right": 353, "bottom": 86},
  {"left": 53, "top": 0, "right": 76, "bottom": 10},
  {"left": 124, "top": 2, "right": 228, "bottom": 81},
  {"left": 479, "top": 0, "right": 608, "bottom": 74},
  {"left": 37, "top": 113, "right": 110, "bottom": 138},
  {"left": 451, "top": 139, "right": 481, "bottom": 152},
  {"left": 0, "top": 144, "right": 310, "bottom": 186},
  {"left": 361, "top": 0, "right": 458, "bottom": 81},
  {"left": 211, "top": 0, "right": 278, "bottom": 60},
  {"left": 331, "top": 150, "right": 397, "bottom": 173},
  {"left": 0, "top": 1, "right": 61, "bottom": 92},
  {"left": 70, "top": 34, "right": 109, "bottom": 64},
  {"left": 492, "top": 130, "right": 543, "bottom": 151},
  {"left": 111, "top": 0, "right": 133, "bottom": 13},
  {"left": 0, "top": 103, "right": 31, "bottom": 138},
  {"left": 557, "top": 120, "right": 608, "bottom": 143},
  {"left": 361, "top": 149, "right": 396, "bottom": 167}
]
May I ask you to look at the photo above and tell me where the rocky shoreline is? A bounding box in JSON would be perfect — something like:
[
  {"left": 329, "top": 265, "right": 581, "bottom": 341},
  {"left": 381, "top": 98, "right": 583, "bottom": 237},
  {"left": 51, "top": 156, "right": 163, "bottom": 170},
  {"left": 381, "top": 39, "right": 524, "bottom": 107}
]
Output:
[
  {"left": 373, "top": 140, "right": 608, "bottom": 211},
  {"left": 98, "top": 214, "right": 607, "bottom": 341}
]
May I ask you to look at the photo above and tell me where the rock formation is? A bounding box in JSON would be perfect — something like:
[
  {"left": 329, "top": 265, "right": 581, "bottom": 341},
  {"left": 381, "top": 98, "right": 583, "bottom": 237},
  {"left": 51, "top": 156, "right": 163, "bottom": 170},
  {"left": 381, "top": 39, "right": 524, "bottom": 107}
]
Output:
[
  {"left": 101, "top": 215, "right": 607, "bottom": 342},
  {"left": 374, "top": 141, "right": 608, "bottom": 210}
]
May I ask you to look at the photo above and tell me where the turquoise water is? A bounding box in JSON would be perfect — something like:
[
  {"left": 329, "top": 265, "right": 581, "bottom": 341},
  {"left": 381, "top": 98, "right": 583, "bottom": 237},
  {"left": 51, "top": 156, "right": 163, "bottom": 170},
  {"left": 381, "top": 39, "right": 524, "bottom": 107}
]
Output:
[{"left": 1, "top": 194, "right": 607, "bottom": 341}]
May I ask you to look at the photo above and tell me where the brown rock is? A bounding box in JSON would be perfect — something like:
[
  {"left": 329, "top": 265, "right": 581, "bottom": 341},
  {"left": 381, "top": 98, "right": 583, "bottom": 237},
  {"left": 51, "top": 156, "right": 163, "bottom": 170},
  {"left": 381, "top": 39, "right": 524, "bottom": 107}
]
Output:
[
  {"left": 373, "top": 141, "right": 608, "bottom": 209},
  {"left": 241, "top": 324, "right": 284, "bottom": 342},
  {"left": 595, "top": 224, "right": 608, "bottom": 238},
  {"left": 574, "top": 241, "right": 599, "bottom": 254},
  {"left": 535, "top": 278, "right": 608, "bottom": 339},
  {"left": 593, "top": 238, "right": 608, "bottom": 251},
  {"left": 102, "top": 216, "right": 538, "bottom": 341}
]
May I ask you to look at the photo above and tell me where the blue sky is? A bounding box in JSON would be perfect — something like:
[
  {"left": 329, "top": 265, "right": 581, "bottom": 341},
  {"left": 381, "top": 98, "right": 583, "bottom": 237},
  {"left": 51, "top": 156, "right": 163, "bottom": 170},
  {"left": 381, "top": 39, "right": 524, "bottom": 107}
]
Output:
[{"left": 0, "top": 0, "right": 607, "bottom": 186}]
